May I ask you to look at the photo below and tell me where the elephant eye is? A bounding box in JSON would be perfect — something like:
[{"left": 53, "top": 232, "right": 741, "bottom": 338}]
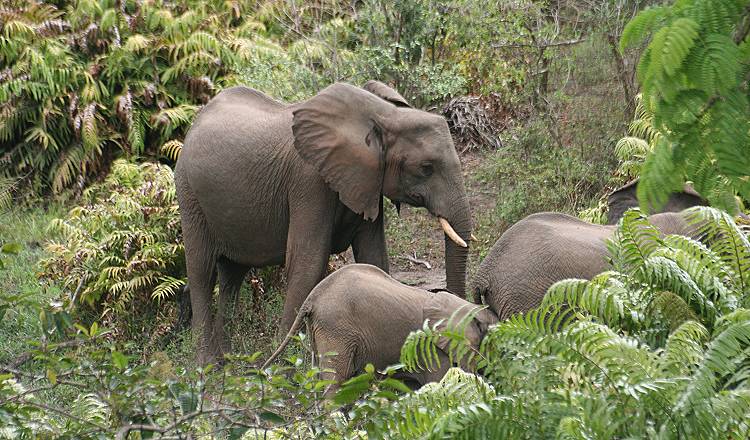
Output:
[{"left": 420, "top": 162, "right": 434, "bottom": 177}]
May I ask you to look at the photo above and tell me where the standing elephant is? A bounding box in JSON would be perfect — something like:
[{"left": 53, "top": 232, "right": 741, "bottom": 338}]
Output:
[
  {"left": 176, "top": 81, "right": 472, "bottom": 364},
  {"left": 262, "top": 264, "right": 498, "bottom": 396},
  {"left": 606, "top": 178, "right": 707, "bottom": 224},
  {"left": 471, "top": 211, "right": 695, "bottom": 320}
]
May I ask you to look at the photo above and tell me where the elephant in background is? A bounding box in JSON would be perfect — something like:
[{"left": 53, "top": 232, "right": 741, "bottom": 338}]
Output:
[
  {"left": 471, "top": 211, "right": 695, "bottom": 320},
  {"left": 262, "top": 264, "right": 498, "bottom": 396},
  {"left": 176, "top": 81, "right": 472, "bottom": 364},
  {"left": 606, "top": 178, "right": 707, "bottom": 224}
]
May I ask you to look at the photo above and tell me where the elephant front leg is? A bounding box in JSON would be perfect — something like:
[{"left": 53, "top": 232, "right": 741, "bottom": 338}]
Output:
[
  {"left": 280, "top": 202, "right": 335, "bottom": 336},
  {"left": 352, "top": 198, "right": 389, "bottom": 272}
]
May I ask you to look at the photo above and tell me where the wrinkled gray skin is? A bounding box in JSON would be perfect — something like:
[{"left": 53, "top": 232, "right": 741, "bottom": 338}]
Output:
[
  {"left": 472, "top": 211, "right": 695, "bottom": 320},
  {"left": 176, "top": 81, "right": 471, "bottom": 364},
  {"left": 607, "top": 178, "right": 707, "bottom": 225},
  {"left": 263, "top": 264, "right": 498, "bottom": 396}
]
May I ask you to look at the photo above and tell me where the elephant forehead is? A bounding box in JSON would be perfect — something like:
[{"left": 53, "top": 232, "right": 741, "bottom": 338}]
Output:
[{"left": 424, "top": 292, "right": 476, "bottom": 317}]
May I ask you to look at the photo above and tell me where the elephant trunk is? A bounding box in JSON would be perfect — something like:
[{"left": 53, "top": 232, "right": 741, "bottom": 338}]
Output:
[{"left": 443, "top": 197, "right": 472, "bottom": 298}]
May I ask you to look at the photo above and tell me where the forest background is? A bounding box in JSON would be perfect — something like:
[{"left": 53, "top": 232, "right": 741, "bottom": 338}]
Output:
[{"left": 1, "top": 0, "right": 749, "bottom": 438}]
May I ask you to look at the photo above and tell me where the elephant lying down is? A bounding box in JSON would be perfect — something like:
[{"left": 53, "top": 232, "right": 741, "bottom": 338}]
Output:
[
  {"left": 263, "top": 264, "right": 498, "bottom": 396},
  {"left": 471, "top": 211, "right": 696, "bottom": 320}
]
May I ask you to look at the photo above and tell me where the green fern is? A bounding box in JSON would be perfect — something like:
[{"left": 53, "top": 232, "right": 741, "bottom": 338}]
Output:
[
  {"left": 385, "top": 207, "right": 750, "bottom": 438},
  {"left": 41, "top": 160, "right": 186, "bottom": 336},
  {"left": 0, "top": 1, "right": 266, "bottom": 193},
  {"left": 622, "top": 0, "right": 750, "bottom": 213}
]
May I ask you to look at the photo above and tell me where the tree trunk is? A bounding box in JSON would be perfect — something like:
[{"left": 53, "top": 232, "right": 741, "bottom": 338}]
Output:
[{"left": 607, "top": 33, "right": 636, "bottom": 121}]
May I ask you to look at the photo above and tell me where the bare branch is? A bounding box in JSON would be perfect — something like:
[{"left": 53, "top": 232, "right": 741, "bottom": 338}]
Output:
[{"left": 491, "top": 37, "right": 587, "bottom": 49}]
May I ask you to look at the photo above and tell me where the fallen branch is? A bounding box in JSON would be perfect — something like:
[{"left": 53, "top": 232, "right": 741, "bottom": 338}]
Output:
[
  {"left": 491, "top": 37, "right": 586, "bottom": 49},
  {"left": 401, "top": 253, "right": 432, "bottom": 270}
]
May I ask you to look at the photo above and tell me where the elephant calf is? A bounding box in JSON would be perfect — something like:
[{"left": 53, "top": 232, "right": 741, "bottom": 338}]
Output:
[
  {"left": 472, "top": 211, "right": 696, "bottom": 320},
  {"left": 263, "top": 264, "right": 498, "bottom": 396}
]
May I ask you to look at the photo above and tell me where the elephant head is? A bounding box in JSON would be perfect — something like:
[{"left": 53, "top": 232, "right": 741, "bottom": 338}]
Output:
[
  {"left": 292, "top": 81, "right": 472, "bottom": 296},
  {"left": 422, "top": 294, "right": 498, "bottom": 369},
  {"left": 607, "top": 178, "right": 707, "bottom": 225}
]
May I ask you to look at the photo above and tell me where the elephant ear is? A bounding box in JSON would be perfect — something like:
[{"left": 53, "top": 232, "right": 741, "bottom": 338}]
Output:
[
  {"left": 607, "top": 179, "right": 640, "bottom": 224},
  {"left": 362, "top": 80, "right": 411, "bottom": 107},
  {"left": 292, "top": 82, "right": 395, "bottom": 220}
]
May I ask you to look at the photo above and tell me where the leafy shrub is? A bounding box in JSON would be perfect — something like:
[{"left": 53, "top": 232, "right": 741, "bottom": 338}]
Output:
[
  {"left": 620, "top": 0, "right": 750, "bottom": 212},
  {"left": 477, "top": 118, "right": 615, "bottom": 228},
  {"left": 0, "top": 0, "right": 262, "bottom": 193},
  {"left": 41, "top": 160, "right": 184, "bottom": 337},
  {"left": 0, "top": 326, "right": 336, "bottom": 439}
]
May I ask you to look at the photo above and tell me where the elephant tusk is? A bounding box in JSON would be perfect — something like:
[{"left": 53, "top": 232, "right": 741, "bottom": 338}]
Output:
[
  {"left": 439, "top": 218, "right": 468, "bottom": 248},
  {"left": 471, "top": 233, "right": 478, "bottom": 241}
]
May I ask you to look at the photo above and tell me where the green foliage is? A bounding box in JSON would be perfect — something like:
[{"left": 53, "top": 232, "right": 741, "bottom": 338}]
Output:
[
  {"left": 0, "top": 0, "right": 259, "bottom": 193},
  {"left": 400, "top": 306, "right": 485, "bottom": 373},
  {"left": 40, "top": 160, "right": 184, "bottom": 337},
  {"left": 239, "top": 0, "right": 470, "bottom": 107},
  {"left": 0, "top": 330, "right": 337, "bottom": 438},
  {"left": 478, "top": 119, "right": 616, "bottom": 228},
  {"left": 620, "top": 0, "right": 750, "bottom": 213},
  {"left": 390, "top": 207, "right": 750, "bottom": 438}
]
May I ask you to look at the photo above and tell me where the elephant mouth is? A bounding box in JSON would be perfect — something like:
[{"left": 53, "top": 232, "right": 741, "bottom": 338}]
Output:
[
  {"left": 404, "top": 192, "right": 424, "bottom": 207},
  {"left": 398, "top": 193, "right": 467, "bottom": 248}
]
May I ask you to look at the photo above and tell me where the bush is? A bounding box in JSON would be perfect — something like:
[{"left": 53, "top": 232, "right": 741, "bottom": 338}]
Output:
[
  {"left": 477, "top": 118, "right": 616, "bottom": 228},
  {"left": 0, "top": 0, "right": 263, "bottom": 193},
  {"left": 41, "top": 160, "right": 184, "bottom": 339}
]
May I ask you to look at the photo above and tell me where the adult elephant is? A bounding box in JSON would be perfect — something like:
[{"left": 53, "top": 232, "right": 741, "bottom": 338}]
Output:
[
  {"left": 606, "top": 178, "right": 707, "bottom": 224},
  {"left": 471, "top": 211, "right": 693, "bottom": 320},
  {"left": 176, "top": 81, "right": 472, "bottom": 364}
]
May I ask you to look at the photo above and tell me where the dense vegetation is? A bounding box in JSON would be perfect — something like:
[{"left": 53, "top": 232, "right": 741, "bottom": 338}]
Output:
[
  {"left": 620, "top": 0, "right": 750, "bottom": 213},
  {"left": 1, "top": 0, "right": 749, "bottom": 438}
]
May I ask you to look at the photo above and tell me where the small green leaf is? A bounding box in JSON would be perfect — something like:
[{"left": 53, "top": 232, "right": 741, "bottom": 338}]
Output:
[
  {"left": 46, "top": 368, "right": 57, "bottom": 385},
  {"left": 1, "top": 243, "right": 21, "bottom": 254},
  {"left": 380, "top": 378, "right": 412, "bottom": 393},
  {"left": 228, "top": 427, "right": 250, "bottom": 440},
  {"left": 259, "top": 411, "right": 284, "bottom": 424},
  {"left": 111, "top": 351, "right": 128, "bottom": 370},
  {"left": 74, "top": 323, "right": 90, "bottom": 337}
]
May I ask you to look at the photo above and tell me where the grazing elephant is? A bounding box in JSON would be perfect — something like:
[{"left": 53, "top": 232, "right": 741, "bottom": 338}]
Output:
[
  {"left": 607, "top": 178, "right": 707, "bottom": 224},
  {"left": 472, "top": 211, "right": 695, "bottom": 320},
  {"left": 262, "top": 264, "right": 498, "bottom": 396},
  {"left": 176, "top": 81, "right": 472, "bottom": 364}
]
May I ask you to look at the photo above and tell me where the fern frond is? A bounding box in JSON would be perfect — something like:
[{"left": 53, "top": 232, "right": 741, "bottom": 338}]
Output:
[
  {"left": 608, "top": 209, "right": 663, "bottom": 272},
  {"left": 638, "top": 255, "right": 719, "bottom": 325},
  {"left": 635, "top": 138, "right": 683, "bottom": 213},
  {"left": 152, "top": 276, "right": 185, "bottom": 302},
  {"left": 661, "top": 319, "right": 708, "bottom": 374},
  {"left": 401, "top": 319, "right": 445, "bottom": 373},
  {"left": 621, "top": 6, "right": 669, "bottom": 50},
  {"left": 160, "top": 139, "right": 183, "bottom": 161},
  {"left": 674, "top": 311, "right": 750, "bottom": 435},
  {"left": 685, "top": 206, "right": 750, "bottom": 297},
  {"left": 542, "top": 275, "right": 637, "bottom": 328}
]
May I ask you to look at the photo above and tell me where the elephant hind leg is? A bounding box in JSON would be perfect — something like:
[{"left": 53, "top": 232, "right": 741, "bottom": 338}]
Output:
[
  {"left": 176, "top": 173, "right": 219, "bottom": 365},
  {"left": 315, "top": 333, "right": 358, "bottom": 398},
  {"left": 212, "top": 258, "right": 249, "bottom": 361}
]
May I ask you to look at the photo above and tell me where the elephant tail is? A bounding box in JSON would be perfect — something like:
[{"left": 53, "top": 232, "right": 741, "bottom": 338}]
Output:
[{"left": 261, "top": 302, "right": 312, "bottom": 369}]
